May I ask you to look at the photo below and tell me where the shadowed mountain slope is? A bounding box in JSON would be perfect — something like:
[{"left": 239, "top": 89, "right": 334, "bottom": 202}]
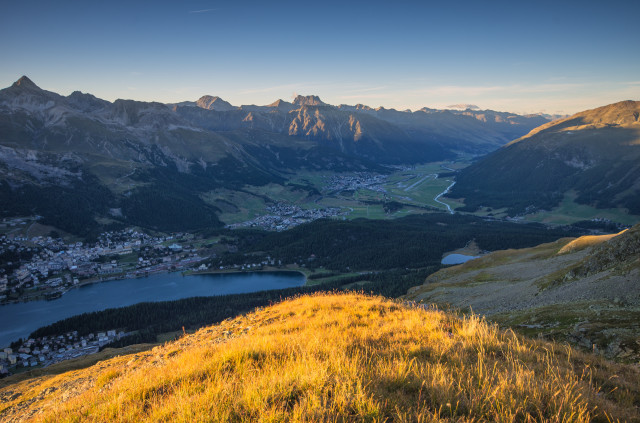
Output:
[{"left": 449, "top": 100, "right": 640, "bottom": 215}]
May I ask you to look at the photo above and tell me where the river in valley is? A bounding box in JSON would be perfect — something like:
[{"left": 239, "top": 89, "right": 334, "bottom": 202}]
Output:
[{"left": 0, "top": 271, "right": 305, "bottom": 347}]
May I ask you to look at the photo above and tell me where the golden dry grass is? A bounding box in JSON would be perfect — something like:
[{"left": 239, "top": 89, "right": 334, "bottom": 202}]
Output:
[
  {"left": 557, "top": 230, "right": 627, "bottom": 255},
  {"left": 0, "top": 344, "right": 155, "bottom": 391},
  {"left": 2, "top": 293, "right": 639, "bottom": 422}
]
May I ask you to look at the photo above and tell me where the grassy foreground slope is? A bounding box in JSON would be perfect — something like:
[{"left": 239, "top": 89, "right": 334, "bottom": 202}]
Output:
[
  {"left": 406, "top": 224, "right": 640, "bottom": 363},
  {"left": 1, "top": 293, "right": 639, "bottom": 422}
]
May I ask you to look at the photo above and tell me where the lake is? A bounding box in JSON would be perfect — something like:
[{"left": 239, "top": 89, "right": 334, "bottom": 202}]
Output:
[
  {"left": 441, "top": 253, "right": 481, "bottom": 265},
  {"left": 0, "top": 271, "right": 305, "bottom": 348}
]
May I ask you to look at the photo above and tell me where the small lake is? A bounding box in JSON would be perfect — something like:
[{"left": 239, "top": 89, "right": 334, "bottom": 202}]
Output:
[
  {"left": 441, "top": 254, "right": 481, "bottom": 265},
  {"left": 0, "top": 271, "right": 305, "bottom": 347}
]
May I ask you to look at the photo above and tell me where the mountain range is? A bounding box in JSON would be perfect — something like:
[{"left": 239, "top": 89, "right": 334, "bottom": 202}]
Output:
[
  {"left": 0, "top": 76, "right": 550, "bottom": 164},
  {"left": 0, "top": 76, "right": 549, "bottom": 236},
  {"left": 449, "top": 100, "right": 640, "bottom": 216}
]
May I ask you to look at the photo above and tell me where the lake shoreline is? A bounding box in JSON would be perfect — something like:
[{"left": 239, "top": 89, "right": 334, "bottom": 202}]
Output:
[
  {"left": 188, "top": 268, "right": 307, "bottom": 282},
  {"left": 0, "top": 271, "right": 306, "bottom": 347},
  {"left": 1, "top": 268, "right": 309, "bottom": 307}
]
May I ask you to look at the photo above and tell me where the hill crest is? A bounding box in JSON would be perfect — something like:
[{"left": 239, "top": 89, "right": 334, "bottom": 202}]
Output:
[{"left": 511, "top": 100, "right": 640, "bottom": 145}]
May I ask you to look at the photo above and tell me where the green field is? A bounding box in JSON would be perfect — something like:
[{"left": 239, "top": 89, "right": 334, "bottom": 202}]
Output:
[{"left": 523, "top": 191, "right": 640, "bottom": 225}]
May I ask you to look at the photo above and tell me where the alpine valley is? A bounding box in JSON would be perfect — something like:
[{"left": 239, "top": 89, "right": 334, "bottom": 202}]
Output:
[{"left": 0, "top": 76, "right": 550, "bottom": 236}]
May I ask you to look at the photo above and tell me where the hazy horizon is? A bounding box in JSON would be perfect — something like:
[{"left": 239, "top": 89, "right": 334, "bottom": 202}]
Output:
[{"left": 2, "top": 0, "right": 639, "bottom": 115}]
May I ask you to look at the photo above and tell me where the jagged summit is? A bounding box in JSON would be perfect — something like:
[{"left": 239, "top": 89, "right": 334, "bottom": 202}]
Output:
[
  {"left": 0, "top": 76, "right": 556, "bottom": 183},
  {"left": 267, "top": 99, "right": 293, "bottom": 108},
  {"left": 356, "top": 103, "right": 373, "bottom": 111},
  {"left": 66, "top": 91, "right": 110, "bottom": 112},
  {"left": 292, "top": 94, "right": 326, "bottom": 107},
  {"left": 196, "top": 95, "right": 236, "bottom": 111},
  {"left": 11, "top": 75, "right": 40, "bottom": 90}
]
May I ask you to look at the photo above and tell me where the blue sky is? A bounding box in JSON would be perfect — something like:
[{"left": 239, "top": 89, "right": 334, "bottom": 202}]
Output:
[{"left": 1, "top": 0, "right": 639, "bottom": 114}]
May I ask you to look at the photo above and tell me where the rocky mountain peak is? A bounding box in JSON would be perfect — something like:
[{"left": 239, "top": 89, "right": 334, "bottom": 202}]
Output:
[
  {"left": 67, "top": 91, "right": 110, "bottom": 112},
  {"left": 196, "top": 95, "right": 236, "bottom": 111},
  {"left": 268, "top": 99, "right": 293, "bottom": 108},
  {"left": 12, "top": 75, "right": 41, "bottom": 91},
  {"left": 292, "top": 95, "right": 326, "bottom": 107}
]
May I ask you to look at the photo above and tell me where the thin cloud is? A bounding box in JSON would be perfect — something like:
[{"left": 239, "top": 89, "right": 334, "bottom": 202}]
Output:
[
  {"left": 338, "top": 93, "right": 393, "bottom": 100},
  {"left": 342, "top": 86, "right": 388, "bottom": 94},
  {"left": 239, "top": 83, "right": 305, "bottom": 96},
  {"left": 409, "top": 83, "right": 587, "bottom": 97},
  {"left": 238, "top": 81, "right": 336, "bottom": 96},
  {"left": 189, "top": 8, "right": 217, "bottom": 14}
]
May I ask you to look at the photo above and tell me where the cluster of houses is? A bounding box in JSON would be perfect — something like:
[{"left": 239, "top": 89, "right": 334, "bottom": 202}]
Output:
[
  {"left": 0, "top": 226, "right": 208, "bottom": 304},
  {"left": 226, "top": 203, "right": 344, "bottom": 231},
  {"left": 0, "top": 329, "right": 128, "bottom": 377},
  {"left": 224, "top": 174, "right": 390, "bottom": 232},
  {"left": 127, "top": 252, "right": 204, "bottom": 278},
  {"left": 215, "top": 256, "right": 282, "bottom": 271},
  {"left": 324, "top": 172, "right": 388, "bottom": 194}
]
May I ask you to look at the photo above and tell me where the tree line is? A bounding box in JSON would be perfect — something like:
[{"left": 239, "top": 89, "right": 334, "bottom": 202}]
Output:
[{"left": 227, "top": 213, "right": 582, "bottom": 271}]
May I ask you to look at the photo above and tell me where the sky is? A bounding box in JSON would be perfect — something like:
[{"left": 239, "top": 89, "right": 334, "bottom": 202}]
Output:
[{"left": 1, "top": 0, "right": 639, "bottom": 115}]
